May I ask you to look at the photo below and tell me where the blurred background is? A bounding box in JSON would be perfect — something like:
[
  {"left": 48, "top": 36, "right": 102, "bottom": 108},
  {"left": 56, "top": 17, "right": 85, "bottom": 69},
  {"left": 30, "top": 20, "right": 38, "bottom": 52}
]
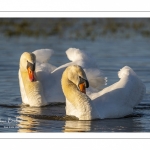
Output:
[{"left": 0, "top": 18, "right": 150, "bottom": 39}]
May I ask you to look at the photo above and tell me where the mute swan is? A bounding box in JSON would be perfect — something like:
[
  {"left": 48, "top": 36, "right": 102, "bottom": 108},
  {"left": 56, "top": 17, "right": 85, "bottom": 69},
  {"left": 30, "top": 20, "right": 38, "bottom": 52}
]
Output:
[
  {"left": 19, "top": 51, "right": 47, "bottom": 106},
  {"left": 61, "top": 65, "right": 146, "bottom": 120},
  {"left": 19, "top": 48, "right": 106, "bottom": 107}
]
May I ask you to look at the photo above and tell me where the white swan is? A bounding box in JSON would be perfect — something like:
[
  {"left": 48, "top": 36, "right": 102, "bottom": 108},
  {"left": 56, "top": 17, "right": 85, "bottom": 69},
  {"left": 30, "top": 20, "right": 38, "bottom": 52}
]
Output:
[
  {"left": 61, "top": 65, "right": 146, "bottom": 120},
  {"left": 19, "top": 51, "right": 47, "bottom": 106},
  {"left": 19, "top": 48, "right": 106, "bottom": 107}
]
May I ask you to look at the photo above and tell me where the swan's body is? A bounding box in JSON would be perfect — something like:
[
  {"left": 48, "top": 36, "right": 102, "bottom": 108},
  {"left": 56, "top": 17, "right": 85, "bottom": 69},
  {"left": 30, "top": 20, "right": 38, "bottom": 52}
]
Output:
[
  {"left": 19, "top": 48, "right": 105, "bottom": 107},
  {"left": 19, "top": 52, "right": 47, "bottom": 106},
  {"left": 61, "top": 65, "right": 146, "bottom": 120}
]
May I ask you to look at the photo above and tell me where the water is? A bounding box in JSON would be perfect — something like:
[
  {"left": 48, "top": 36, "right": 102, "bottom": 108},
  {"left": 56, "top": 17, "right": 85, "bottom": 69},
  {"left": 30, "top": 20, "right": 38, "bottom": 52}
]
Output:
[{"left": 0, "top": 27, "right": 150, "bottom": 132}]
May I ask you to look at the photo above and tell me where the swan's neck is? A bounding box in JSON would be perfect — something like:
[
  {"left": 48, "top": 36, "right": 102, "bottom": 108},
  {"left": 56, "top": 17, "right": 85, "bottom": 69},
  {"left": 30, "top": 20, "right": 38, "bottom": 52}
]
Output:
[
  {"left": 20, "top": 70, "right": 47, "bottom": 107},
  {"left": 62, "top": 76, "right": 99, "bottom": 120}
]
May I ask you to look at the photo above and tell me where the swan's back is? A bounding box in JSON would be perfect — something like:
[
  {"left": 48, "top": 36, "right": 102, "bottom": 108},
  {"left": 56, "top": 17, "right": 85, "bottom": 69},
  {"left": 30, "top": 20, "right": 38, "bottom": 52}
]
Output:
[{"left": 93, "top": 66, "right": 146, "bottom": 119}]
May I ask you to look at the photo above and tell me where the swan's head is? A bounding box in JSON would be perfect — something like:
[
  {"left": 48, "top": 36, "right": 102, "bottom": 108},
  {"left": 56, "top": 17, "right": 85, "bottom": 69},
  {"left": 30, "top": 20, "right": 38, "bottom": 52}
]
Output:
[
  {"left": 118, "top": 66, "right": 136, "bottom": 78},
  {"left": 63, "top": 65, "right": 89, "bottom": 94},
  {"left": 20, "top": 52, "right": 36, "bottom": 82}
]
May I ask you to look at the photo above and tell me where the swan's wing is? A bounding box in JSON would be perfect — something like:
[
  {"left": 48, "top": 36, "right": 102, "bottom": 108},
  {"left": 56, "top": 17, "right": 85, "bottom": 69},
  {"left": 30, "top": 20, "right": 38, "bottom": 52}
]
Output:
[
  {"left": 117, "top": 66, "right": 146, "bottom": 107},
  {"left": 66, "top": 48, "right": 88, "bottom": 62},
  {"left": 33, "top": 49, "right": 57, "bottom": 73},
  {"left": 66, "top": 48, "right": 107, "bottom": 92},
  {"left": 92, "top": 66, "right": 146, "bottom": 119},
  {"left": 33, "top": 49, "right": 54, "bottom": 63}
]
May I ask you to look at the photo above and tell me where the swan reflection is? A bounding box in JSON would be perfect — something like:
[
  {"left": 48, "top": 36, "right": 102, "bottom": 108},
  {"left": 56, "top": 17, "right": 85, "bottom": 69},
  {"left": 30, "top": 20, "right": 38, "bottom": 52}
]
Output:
[
  {"left": 63, "top": 120, "right": 91, "bottom": 132},
  {"left": 17, "top": 105, "right": 43, "bottom": 132}
]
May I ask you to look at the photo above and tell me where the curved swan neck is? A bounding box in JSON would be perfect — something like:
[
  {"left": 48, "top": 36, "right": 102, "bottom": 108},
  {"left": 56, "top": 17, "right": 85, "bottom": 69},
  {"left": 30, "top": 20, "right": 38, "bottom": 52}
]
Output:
[
  {"left": 61, "top": 71, "right": 99, "bottom": 120},
  {"left": 20, "top": 70, "right": 47, "bottom": 107}
]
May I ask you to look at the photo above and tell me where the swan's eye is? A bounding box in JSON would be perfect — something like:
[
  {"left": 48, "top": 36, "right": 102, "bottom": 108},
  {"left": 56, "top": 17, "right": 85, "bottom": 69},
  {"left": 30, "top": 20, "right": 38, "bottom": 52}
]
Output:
[
  {"left": 79, "top": 76, "right": 83, "bottom": 83},
  {"left": 27, "top": 61, "right": 35, "bottom": 71}
]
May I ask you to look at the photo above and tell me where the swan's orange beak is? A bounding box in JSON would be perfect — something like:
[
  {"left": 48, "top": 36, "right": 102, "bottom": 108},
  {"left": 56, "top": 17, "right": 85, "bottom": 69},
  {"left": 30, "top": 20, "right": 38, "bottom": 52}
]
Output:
[
  {"left": 27, "top": 67, "right": 36, "bottom": 82},
  {"left": 78, "top": 79, "right": 89, "bottom": 94},
  {"left": 79, "top": 82, "right": 86, "bottom": 94}
]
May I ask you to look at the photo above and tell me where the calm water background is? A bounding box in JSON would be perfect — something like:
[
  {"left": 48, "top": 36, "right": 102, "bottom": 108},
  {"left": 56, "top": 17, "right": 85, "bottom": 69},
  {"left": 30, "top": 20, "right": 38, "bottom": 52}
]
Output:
[{"left": 0, "top": 18, "right": 150, "bottom": 132}]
